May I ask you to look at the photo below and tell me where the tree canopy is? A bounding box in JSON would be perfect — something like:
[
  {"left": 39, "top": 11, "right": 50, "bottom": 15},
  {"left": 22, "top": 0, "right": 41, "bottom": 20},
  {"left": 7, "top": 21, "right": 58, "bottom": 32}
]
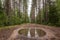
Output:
[{"left": 0, "top": 0, "right": 60, "bottom": 27}]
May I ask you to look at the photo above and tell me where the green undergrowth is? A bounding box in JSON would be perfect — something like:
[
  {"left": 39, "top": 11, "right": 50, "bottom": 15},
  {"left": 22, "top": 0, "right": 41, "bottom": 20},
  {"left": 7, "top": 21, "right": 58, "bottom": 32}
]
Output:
[{"left": 0, "top": 25, "right": 16, "bottom": 30}]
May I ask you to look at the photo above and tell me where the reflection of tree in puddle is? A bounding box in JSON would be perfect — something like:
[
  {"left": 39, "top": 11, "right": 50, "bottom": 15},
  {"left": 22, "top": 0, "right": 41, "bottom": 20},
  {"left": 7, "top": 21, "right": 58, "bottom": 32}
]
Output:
[
  {"left": 18, "top": 28, "right": 46, "bottom": 38},
  {"left": 36, "top": 29, "right": 46, "bottom": 37},
  {"left": 18, "top": 29, "right": 28, "bottom": 36},
  {"left": 30, "top": 29, "right": 35, "bottom": 37}
]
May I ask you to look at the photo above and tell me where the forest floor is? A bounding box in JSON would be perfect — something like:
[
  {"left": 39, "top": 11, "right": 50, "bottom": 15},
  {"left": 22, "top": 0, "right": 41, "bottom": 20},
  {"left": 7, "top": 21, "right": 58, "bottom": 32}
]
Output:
[{"left": 0, "top": 23, "right": 60, "bottom": 40}]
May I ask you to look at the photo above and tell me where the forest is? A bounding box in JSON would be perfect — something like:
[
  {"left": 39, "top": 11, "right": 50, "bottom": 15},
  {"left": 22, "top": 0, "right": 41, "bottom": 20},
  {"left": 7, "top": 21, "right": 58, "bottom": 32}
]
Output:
[
  {"left": 0, "top": 0, "right": 60, "bottom": 27},
  {"left": 0, "top": 0, "right": 60, "bottom": 40}
]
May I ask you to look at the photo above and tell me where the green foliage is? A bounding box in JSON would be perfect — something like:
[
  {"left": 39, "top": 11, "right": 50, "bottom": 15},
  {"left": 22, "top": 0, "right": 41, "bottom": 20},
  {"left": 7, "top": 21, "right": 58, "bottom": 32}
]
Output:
[
  {"left": 0, "top": 0, "right": 5, "bottom": 26},
  {"left": 0, "top": 0, "right": 60, "bottom": 27},
  {"left": 0, "top": 0, "right": 2, "bottom": 8},
  {"left": 48, "top": 2, "right": 59, "bottom": 26},
  {"left": 56, "top": 0, "right": 60, "bottom": 26},
  {"left": 0, "top": 7, "right": 29, "bottom": 26},
  {"left": 0, "top": 8, "right": 6, "bottom": 26},
  {"left": 0, "top": 13, "right": 6, "bottom": 26},
  {"left": 36, "top": 13, "right": 41, "bottom": 24},
  {"left": 36, "top": 0, "right": 60, "bottom": 27},
  {"left": 5, "top": 12, "right": 29, "bottom": 26}
]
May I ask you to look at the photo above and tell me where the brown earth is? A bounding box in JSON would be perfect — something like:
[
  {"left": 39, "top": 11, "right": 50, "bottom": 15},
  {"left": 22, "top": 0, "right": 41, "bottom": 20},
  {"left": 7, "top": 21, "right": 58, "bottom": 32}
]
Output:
[{"left": 0, "top": 23, "right": 60, "bottom": 40}]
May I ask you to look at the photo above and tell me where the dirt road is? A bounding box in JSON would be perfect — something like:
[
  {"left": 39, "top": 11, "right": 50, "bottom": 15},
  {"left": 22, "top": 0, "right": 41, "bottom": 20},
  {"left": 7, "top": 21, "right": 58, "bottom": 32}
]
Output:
[{"left": 0, "top": 24, "right": 60, "bottom": 40}]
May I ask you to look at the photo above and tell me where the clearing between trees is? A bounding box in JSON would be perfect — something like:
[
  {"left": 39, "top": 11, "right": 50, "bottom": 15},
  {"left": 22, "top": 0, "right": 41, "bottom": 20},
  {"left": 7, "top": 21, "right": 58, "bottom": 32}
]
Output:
[{"left": 0, "top": 24, "right": 60, "bottom": 40}]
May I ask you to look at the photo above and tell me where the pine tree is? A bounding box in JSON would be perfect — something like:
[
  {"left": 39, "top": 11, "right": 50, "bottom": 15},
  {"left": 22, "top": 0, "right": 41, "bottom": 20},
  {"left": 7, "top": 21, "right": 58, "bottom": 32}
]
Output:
[
  {"left": 0, "top": 0, "right": 2, "bottom": 8},
  {"left": 0, "top": 0, "right": 6, "bottom": 26},
  {"left": 36, "top": 0, "right": 41, "bottom": 24},
  {"left": 48, "top": 0, "right": 59, "bottom": 25},
  {"left": 56, "top": 0, "right": 60, "bottom": 26},
  {"left": 30, "top": 0, "right": 36, "bottom": 23}
]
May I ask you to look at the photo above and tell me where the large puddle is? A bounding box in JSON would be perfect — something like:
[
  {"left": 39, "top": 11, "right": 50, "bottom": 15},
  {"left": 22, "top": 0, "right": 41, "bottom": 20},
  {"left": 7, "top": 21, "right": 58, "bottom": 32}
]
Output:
[{"left": 18, "top": 28, "right": 46, "bottom": 38}]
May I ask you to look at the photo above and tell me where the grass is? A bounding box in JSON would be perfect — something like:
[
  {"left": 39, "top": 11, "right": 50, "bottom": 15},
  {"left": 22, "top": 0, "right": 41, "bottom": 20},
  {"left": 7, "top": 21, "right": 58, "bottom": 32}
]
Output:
[{"left": 0, "top": 25, "right": 17, "bottom": 30}]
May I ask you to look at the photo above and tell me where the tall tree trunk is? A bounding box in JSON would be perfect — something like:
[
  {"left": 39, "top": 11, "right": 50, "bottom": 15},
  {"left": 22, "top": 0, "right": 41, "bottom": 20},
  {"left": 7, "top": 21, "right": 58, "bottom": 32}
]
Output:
[
  {"left": 12, "top": 0, "right": 15, "bottom": 16},
  {"left": 43, "top": 0, "right": 49, "bottom": 24},
  {"left": 0, "top": 0, "right": 2, "bottom": 8},
  {"left": 30, "top": 0, "right": 36, "bottom": 23},
  {"left": 4, "top": 0, "right": 11, "bottom": 25},
  {"left": 36, "top": 0, "right": 41, "bottom": 24},
  {"left": 23, "top": 0, "right": 29, "bottom": 23},
  {"left": 17, "top": 0, "right": 21, "bottom": 17}
]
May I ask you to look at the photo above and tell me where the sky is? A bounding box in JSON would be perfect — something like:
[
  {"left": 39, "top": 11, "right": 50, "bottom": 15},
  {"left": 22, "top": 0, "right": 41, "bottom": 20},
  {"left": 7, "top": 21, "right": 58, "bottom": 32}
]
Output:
[
  {"left": 27, "top": 0, "right": 43, "bottom": 17},
  {"left": 27, "top": 0, "right": 32, "bottom": 17}
]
